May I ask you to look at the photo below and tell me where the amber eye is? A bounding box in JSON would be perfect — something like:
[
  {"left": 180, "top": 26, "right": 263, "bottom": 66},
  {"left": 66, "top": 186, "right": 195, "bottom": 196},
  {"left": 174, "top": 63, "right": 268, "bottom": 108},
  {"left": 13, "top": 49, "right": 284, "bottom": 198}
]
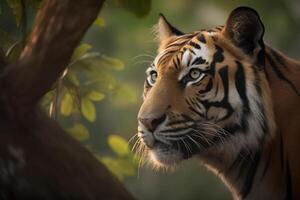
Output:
[
  {"left": 147, "top": 70, "right": 158, "bottom": 86},
  {"left": 189, "top": 68, "right": 202, "bottom": 80}
]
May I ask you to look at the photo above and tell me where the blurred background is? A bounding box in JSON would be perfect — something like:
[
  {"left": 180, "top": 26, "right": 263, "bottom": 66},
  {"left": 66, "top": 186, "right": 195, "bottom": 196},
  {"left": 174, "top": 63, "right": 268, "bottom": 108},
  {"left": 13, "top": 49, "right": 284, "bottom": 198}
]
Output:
[{"left": 1, "top": 0, "right": 300, "bottom": 199}]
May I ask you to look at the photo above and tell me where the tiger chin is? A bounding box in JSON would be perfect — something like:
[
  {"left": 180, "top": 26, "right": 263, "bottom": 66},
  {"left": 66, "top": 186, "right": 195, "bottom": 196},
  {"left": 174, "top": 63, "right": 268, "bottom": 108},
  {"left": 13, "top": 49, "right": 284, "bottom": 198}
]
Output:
[{"left": 136, "top": 6, "right": 300, "bottom": 200}]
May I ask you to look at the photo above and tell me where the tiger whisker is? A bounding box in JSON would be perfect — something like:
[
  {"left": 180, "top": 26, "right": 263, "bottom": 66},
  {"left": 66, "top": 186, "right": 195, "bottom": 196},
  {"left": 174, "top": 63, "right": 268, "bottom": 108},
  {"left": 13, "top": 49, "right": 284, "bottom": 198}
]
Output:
[
  {"left": 193, "top": 126, "right": 221, "bottom": 145},
  {"left": 190, "top": 133, "right": 213, "bottom": 146},
  {"left": 128, "top": 133, "right": 138, "bottom": 145},
  {"left": 131, "top": 54, "right": 155, "bottom": 61},
  {"left": 180, "top": 138, "right": 192, "bottom": 157},
  {"left": 133, "top": 60, "right": 153, "bottom": 66},
  {"left": 131, "top": 136, "right": 141, "bottom": 153},
  {"left": 186, "top": 135, "right": 202, "bottom": 150}
]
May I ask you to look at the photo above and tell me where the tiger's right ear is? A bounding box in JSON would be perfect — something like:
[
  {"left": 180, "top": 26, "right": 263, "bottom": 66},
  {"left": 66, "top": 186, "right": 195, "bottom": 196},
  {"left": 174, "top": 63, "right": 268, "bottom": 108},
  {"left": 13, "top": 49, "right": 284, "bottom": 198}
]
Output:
[
  {"left": 156, "top": 13, "right": 184, "bottom": 43},
  {"left": 223, "top": 7, "right": 264, "bottom": 55}
]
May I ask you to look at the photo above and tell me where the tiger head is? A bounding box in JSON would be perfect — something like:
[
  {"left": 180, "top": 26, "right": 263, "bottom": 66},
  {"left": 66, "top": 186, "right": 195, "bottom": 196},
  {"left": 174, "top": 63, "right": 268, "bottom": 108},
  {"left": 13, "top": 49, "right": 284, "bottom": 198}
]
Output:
[{"left": 137, "top": 7, "right": 275, "bottom": 169}]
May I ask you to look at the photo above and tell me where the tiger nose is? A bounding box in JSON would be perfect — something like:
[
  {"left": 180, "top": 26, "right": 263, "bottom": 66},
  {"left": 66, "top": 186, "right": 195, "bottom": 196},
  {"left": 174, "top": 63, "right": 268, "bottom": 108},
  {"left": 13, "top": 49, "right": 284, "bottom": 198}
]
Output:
[{"left": 138, "top": 115, "right": 166, "bottom": 132}]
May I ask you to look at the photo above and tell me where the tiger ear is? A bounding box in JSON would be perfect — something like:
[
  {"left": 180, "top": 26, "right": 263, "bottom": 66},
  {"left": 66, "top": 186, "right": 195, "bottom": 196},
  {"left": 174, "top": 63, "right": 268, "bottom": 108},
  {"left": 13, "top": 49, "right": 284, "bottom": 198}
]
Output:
[
  {"left": 156, "top": 13, "right": 184, "bottom": 42},
  {"left": 223, "top": 7, "right": 264, "bottom": 54}
]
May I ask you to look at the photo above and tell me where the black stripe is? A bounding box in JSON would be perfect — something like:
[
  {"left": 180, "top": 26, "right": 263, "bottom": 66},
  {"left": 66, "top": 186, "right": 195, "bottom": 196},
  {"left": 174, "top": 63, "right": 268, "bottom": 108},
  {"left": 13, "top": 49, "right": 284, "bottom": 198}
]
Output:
[
  {"left": 199, "top": 66, "right": 233, "bottom": 121},
  {"left": 166, "top": 41, "right": 189, "bottom": 49},
  {"left": 167, "top": 119, "right": 189, "bottom": 126},
  {"left": 198, "top": 78, "right": 213, "bottom": 93},
  {"left": 176, "top": 56, "right": 181, "bottom": 68},
  {"left": 241, "top": 151, "right": 261, "bottom": 199},
  {"left": 266, "top": 53, "right": 299, "bottom": 95},
  {"left": 234, "top": 61, "right": 250, "bottom": 133},
  {"left": 189, "top": 49, "right": 196, "bottom": 55},
  {"left": 209, "top": 45, "right": 224, "bottom": 76},
  {"left": 191, "top": 56, "right": 206, "bottom": 65},
  {"left": 188, "top": 105, "right": 205, "bottom": 118},
  {"left": 198, "top": 34, "right": 207, "bottom": 44},
  {"left": 226, "top": 148, "right": 261, "bottom": 199},
  {"left": 226, "top": 150, "right": 249, "bottom": 174},
  {"left": 285, "top": 159, "right": 292, "bottom": 200},
  {"left": 219, "top": 66, "right": 229, "bottom": 98},
  {"left": 223, "top": 123, "right": 242, "bottom": 135},
  {"left": 157, "top": 50, "right": 177, "bottom": 65},
  {"left": 187, "top": 54, "right": 192, "bottom": 66},
  {"left": 161, "top": 126, "right": 192, "bottom": 133},
  {"left": 269, "top": 48, "right": 288, "bottom": 70},
  {"left": 215, "top": 26, "right": 223, "bottom": 31},
  {"left": 189, "top": 41, "right": 201, "bottom": 49},
  {"left": 188, "top": 97, "right": 205, "bottom": 116},
  {"left": 235, "top": 61, "right": 250, "bottom": 115},
  {"left": 260, "top": 148, "right": 272, "bottom": 181},
  {"left": 172, "top": 58, "right": 179, "bottom": 69},
  {"left": 207, "top": 29, "right": 216, "bottom": 33}
]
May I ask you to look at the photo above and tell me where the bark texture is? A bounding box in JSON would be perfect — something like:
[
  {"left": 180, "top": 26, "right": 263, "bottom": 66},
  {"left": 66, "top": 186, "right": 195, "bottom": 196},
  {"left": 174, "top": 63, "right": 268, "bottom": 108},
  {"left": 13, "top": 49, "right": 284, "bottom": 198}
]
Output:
[{"left": 0, "top": 0, "right": 135, "bottom": 199}]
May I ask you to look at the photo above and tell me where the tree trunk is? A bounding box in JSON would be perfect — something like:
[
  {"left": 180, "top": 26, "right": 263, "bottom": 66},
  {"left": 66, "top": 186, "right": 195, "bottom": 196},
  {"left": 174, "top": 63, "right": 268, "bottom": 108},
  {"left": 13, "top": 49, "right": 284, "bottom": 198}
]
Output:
[{"left": 0, "top": 0, "right": 135, "bottom": 199}]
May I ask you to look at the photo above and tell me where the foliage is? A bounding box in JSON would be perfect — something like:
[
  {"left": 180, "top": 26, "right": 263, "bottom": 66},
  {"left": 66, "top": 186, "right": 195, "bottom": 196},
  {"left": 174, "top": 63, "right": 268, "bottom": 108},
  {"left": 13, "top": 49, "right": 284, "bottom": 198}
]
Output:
[
  {"left": 67, "top": 123, "right": 90, "bottom": 141},
  {"left": 0, "top": 0, "right": 148, "bottom": 181},
  {"left": 108, "top": 134, "right": 130, "bottom": 156},
  {"left": 45, "top": 42, "right": 129, "bottom": 122},
  {"left": 5, "top": 0, "right": 41, "bottom": 26},
  {"left": 98, "top": 135, "right": 137, "bottom": 180}
]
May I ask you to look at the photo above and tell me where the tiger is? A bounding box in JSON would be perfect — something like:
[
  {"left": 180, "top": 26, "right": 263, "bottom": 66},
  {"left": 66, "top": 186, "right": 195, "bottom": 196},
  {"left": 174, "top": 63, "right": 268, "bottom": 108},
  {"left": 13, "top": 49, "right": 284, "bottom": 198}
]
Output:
[{"left": 135, "top": 6, "right": 300, "bottom": 200}]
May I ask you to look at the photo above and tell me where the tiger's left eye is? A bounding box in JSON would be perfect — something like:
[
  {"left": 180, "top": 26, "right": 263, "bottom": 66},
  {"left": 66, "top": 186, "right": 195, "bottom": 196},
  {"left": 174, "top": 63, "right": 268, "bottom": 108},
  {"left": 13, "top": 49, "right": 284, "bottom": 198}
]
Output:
[
  {"left": 189, "top": 68, "right": 202, "bottom": 80},
  {"left": 147, "top": 70, "right": 158, "bottom": 86},
  {"left": 150, "top": 71, "right": 157, "bottom": 82}
]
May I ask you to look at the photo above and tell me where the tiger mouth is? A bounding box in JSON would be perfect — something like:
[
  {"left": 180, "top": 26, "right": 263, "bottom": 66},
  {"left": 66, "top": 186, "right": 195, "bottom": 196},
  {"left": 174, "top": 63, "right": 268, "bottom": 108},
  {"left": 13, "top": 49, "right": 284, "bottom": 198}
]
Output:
[
  {"left": 142, "top": 130, "right": 214, "bottom": 164},
  {"left": 137, "top": 121, "right": 230, "bottom": 166},
  {"left": 147, "top": 141, "right": 184, "bottom": 166}
]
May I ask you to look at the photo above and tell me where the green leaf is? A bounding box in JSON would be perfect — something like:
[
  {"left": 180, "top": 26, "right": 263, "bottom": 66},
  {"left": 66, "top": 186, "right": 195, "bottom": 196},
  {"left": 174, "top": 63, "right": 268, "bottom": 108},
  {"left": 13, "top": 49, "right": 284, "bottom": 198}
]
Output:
[
  {"left": 108, "top": 135, "right": 129, "bottom": 156},
  {"left": 100, "top": 157, "right": 124, "bottom": 180},
  {"left": 101, "top": 55, "right": 124, "bottom": 71},
  {"left": 6, "top": 0, "right": 22, "bottom": 26},
  {"left": 87, "top": 90, "right": 105, "bottom": 101},
  {"left": 111, "top": 84, "right": 137, "bottom": 107},
  {"left": 93, "top": 17, "right": 105, "bottom": 27},
  {"left": 100, "top": 156, "right": 136, "bottom": 180},
  {"left": 116, "top": 158, "right": 135, "bottom": 177},
  {"left": 81, "top": 98, "right": 96, "bottom": 122},
  {"left": 65, "top": 71, "right": 80, "bottom": 87},
  {"left": 116, "top": 0, "right": 151, "bottom": 18},
  {"left": 72, "top": 52, "right": 124, "bottom": 71},
  {"left": 66, "top": 123, "right": 90, "bottom": 141},
  {"left": 60, "top": 92, "right": 73, "bottom": 116},
  {"left": 72, "top": 43, "right": 92, "bottom": 60}
]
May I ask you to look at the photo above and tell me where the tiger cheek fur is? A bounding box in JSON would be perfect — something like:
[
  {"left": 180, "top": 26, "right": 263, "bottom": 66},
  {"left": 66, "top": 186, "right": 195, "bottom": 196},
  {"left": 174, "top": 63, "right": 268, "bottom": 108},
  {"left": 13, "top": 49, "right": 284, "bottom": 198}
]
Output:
[{"left": 136, "top": 6, "right": 300, "bottom": 200}]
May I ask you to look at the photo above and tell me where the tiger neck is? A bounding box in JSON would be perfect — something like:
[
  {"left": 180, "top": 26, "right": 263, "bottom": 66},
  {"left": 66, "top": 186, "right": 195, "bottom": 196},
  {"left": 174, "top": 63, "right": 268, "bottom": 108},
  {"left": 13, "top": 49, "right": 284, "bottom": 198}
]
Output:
[
  {"left": 199, "top": 134, "right": 287, "bottom": 200},
  {"left": 200, "top": 46, "right": 300, "bottom": 200}
]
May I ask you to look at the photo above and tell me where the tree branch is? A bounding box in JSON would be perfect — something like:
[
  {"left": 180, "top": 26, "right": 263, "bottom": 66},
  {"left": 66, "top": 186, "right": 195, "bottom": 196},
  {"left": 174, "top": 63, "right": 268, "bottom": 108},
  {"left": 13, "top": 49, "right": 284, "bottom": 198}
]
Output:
[
  {"left": 1, "top": 0, "right": 104, "bottom": 118},
  {"left": 0, "top": 0, "right": 136, "bottom": 199}
]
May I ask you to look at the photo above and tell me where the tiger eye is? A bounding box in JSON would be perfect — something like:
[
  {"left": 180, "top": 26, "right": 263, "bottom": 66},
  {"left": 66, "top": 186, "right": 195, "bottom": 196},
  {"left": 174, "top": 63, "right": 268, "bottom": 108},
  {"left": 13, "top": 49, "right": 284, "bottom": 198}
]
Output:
[
  {"left": 189, "top": 68, "right": 201, "bottom": 80},
  {"left": 148, "top": 71, "right": 158, "bottom": 85},
  {"left": 151, "top": 71, "right": 157, "bottom": 82}
]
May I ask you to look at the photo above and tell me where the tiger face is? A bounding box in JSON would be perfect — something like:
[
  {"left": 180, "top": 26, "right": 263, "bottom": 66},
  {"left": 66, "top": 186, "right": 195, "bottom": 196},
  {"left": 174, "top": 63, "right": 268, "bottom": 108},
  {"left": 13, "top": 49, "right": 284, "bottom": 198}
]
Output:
[{"left": 137, "top": 7, "right": 275, "bottom": 168}]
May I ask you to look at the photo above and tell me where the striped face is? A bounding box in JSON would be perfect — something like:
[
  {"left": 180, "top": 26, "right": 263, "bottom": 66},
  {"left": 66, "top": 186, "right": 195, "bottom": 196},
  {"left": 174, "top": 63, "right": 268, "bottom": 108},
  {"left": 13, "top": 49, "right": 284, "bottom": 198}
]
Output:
[{"left": 136, "top": 13, "right": 275, "bottom": 168}]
